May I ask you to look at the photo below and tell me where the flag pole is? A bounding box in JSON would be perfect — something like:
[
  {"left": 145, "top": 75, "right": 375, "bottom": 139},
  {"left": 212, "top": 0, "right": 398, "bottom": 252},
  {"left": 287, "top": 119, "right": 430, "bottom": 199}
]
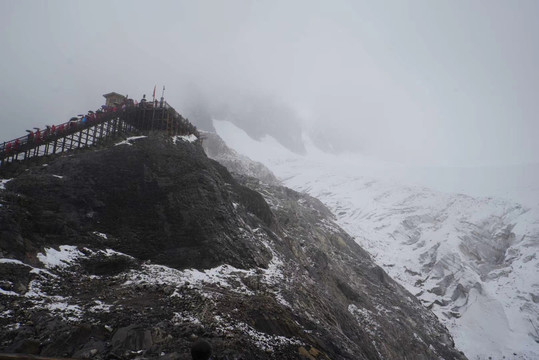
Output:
[{"left": 160, "top": 86, "right": 165, "bottom": 108}]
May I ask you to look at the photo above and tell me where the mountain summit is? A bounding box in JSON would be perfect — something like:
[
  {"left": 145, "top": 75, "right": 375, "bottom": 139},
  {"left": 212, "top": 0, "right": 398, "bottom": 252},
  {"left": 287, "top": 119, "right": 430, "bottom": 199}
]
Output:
[{"left": 0, "top": 130, "right": 465, "bottom": 359}]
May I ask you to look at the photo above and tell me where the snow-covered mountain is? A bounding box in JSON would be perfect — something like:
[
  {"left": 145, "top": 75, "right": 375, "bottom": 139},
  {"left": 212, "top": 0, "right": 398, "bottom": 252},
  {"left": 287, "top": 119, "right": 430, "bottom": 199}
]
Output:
[
  {"left": 0, "top": 133, "right": 467, "bottom": 359},
  {"left": 200, "top": 131, "right": 279, "bottom": 185},
  {"left": 212, "top": 120, "right": 539, "bottom": 360}
]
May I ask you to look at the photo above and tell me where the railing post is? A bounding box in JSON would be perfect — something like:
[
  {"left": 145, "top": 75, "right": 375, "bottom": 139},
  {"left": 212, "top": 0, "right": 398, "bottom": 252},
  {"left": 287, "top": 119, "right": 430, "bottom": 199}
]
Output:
[
  {"left": 69, "top": 133, "right": 74, "bottom": 151},
  {"left": 77, "top": 130, "right": 82, "bottom": 148},
  {"left": 162, "top": 107, "right": 165, "bottom": 131},
  {"left": 0, "top": 101, "right": 188, "bottom": 170},
  {"left": 106, "top": 119, "right": 112, "bottom": 137},
  {"left": 92, "top": 124, "right": 98, "bottom": 145},
  {"left": 151, "top": 105, "right": 156, "bottom": 132}
]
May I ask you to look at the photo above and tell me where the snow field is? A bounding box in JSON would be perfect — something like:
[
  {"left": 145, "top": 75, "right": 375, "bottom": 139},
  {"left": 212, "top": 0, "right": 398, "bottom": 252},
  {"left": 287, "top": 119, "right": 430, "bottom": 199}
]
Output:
[{"left": 213, "top": 119, "right": 539, "bottom": 360}]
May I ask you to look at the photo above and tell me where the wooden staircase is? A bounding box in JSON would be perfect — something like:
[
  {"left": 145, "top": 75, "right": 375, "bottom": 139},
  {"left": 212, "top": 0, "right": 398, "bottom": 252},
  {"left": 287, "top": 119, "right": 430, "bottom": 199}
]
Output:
[{"left": 0, "top": 102, "right": 198, "bottom": 170}]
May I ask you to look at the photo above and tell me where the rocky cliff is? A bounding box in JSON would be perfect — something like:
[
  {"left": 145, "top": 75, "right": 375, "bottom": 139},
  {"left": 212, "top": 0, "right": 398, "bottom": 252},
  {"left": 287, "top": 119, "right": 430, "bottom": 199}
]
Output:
[
  {"left": 0, "top": 134, "right": 466, "bottom": 359},
  {"left": 201, "top": 131, "right": 279, "bottom": 186},
  {"left": 208, "top": 121, "right": 539, "bottom": 359}
]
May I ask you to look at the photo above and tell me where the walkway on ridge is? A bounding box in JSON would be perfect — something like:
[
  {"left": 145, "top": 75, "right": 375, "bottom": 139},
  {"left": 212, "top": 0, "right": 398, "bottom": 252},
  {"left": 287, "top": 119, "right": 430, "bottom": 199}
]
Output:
[{"left": 0, "top": 101, "right": 198, "bottom": 170}]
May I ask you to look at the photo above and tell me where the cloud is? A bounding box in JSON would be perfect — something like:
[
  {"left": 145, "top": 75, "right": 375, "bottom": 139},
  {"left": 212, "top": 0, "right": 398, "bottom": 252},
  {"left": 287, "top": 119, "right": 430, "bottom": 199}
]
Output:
[{"left": 1, "top": 0, "right": 538, "bottom": 166}]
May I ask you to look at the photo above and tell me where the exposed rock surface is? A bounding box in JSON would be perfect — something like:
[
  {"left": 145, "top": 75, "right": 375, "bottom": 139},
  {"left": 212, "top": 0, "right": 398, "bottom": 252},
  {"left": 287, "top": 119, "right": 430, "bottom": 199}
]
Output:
[
  {"left": 0, "top": 134, "right": 466, "bottom": 359},
  {"left": 239, "top": 147, "right": 539, "bottom": 359},
  {"left": 201, "top": 131, "right": 279, "bottom": 186}
]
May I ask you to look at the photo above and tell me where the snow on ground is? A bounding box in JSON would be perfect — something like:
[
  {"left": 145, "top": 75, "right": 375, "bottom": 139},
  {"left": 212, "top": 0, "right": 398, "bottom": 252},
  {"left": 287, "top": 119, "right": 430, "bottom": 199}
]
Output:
[
  {"left": 0, "top": 178, "right": 12, "bottom": 190},
  {"left": 22, "top": 277, "right": 85, "bottom": 322},
  {"left": 0, "top": 288, "right": 19, "bottom": 296},
  {"left": 213, "top": 119, "right": 539, "bottom": 360},
  {"left": 2, "top": 247, "right": 135, "bottom": 324},
  {"left": 37, "top": 245, "right": 84, "bottom": 269},
  {"left": 93, "top": 231, "right": 108, "bottom": 239},
  {"left": 123, "top": 263, "right": 256, "bottom": 297},
  {"left": 0, "top": 258, "right": 55, "bottom": 280},
  {"left": 219, "top": 320, "right": 302, "bottom": 352},
  {"left": 213, "top": 120, "right": 539, "bottom": 208},
  {"left": 0, "top": 258, "right": 28, "bottom": 265},
  {"left": 172, "top": 134, "right": 197, "bottom": 144},
  {"left": 122, "top": 244, "right": 287, "bottom": 302},
  {"left": 88, "top": 300, "right": 113, "bottom": 313},
  {"left": 114, "top": 238, "right": 303, "bottom": 352},
  {"left": 36, "top": 246, "right": 135, "bottom": 269},
  {"left": 8, "top": 238, "right": 291, "bottom": 342},
  {"left": 114, "top": 136, "right": 148, "bottom": 146}
]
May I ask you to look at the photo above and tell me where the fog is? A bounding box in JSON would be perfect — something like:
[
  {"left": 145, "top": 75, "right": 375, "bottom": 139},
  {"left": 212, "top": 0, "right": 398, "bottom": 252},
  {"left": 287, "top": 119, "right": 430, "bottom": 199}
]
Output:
[{"left": 1, "top": 0, "right": 538, "bottom": 167}]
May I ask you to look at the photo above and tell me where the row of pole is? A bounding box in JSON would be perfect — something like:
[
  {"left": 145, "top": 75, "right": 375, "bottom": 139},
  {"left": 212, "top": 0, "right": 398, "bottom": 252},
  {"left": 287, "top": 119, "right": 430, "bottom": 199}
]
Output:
[{"left": 0, "top": 102, "right": 188, "bottom": 170}]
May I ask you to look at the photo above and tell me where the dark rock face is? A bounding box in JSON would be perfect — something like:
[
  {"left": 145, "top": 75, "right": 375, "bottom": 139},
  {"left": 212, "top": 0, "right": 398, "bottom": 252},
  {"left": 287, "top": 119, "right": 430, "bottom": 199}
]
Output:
[
  {"left": 201, "top": 131, "right": 280, "bottom": 186},
  {"left": 0, "top": 135, "right": 466, "bottom": 359},
  {"left": 1, "top": 136, "right": 271, "bottom": 271}
]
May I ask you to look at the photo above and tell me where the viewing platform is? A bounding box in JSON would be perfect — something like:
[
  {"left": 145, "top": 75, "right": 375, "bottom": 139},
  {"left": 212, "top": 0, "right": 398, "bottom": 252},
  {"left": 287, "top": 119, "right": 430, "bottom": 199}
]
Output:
[{"left": 0, "top": 93, "right": 199, "bottom": 169}]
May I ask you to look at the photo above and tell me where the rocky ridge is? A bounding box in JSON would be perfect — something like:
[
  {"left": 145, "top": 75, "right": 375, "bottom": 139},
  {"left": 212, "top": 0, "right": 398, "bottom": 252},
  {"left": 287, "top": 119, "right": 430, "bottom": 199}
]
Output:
[
  {"left": 210, "top": 125, "right": 539, "bottom": 360},
  {"left": 0, "top": 134, "right": 466, "bottom": 359},
  {"left": 201, "top": 131, "right": 279, "bottom": 186},
  {"left": 263, "top": 160, "right": 539, "bottom": 360}
]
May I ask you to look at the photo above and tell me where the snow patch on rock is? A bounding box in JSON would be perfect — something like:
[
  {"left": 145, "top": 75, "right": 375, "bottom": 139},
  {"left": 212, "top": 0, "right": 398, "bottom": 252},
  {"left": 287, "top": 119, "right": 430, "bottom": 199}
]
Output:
[
  {"left": 114, "top": 136, "right": 148, "bottom": 146},
  {"left": 172, "top": 134, "right": 197, "bottom": 144},
  {"left": 37, "top": 245, "right": 84, "bottom": 269},
  {"left": 213, "top": 118, "right": 539, "bottom": 360},
  {"left": 0, "top": 178, "right": 12, "bottom": 190}
]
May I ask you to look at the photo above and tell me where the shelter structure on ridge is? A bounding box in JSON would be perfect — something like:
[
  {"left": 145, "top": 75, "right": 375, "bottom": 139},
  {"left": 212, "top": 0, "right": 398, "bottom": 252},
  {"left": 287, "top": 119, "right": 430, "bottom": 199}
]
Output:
[
  {"left": 103, "top": 92, "right": 127, "bottom": 107},
  {"left": 0, "top": 90, "right": 200, "bottom": 170}
]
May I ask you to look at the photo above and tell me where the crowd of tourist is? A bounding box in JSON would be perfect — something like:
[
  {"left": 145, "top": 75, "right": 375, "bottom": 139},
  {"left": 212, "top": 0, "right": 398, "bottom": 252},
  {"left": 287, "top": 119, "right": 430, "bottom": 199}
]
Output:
[
  {"left": 1, "top": 94, "right": 175, "bottom": 158},
  {"left": 0, "top": 96, "right": 145, "bottom": 157}
]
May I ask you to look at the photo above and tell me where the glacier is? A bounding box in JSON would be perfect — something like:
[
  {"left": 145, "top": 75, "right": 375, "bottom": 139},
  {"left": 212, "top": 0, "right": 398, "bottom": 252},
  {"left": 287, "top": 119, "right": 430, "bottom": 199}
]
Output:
[{"left": 213, "top": 119, "right": 539, "bottom": 360}]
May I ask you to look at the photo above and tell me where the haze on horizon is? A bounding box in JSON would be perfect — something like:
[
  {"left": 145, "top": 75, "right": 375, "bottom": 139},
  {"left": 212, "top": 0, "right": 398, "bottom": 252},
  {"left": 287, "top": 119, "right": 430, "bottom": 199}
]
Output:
[{"left": 1, "top": 0, "right": 538, "bottom": 168}]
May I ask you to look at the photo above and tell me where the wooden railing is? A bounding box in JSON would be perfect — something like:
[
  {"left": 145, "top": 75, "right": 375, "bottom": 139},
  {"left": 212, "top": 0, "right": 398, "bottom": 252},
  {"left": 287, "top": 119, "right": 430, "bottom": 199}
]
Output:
[{"left": 0, "top": 101, "right": 198, "bottom": 169}]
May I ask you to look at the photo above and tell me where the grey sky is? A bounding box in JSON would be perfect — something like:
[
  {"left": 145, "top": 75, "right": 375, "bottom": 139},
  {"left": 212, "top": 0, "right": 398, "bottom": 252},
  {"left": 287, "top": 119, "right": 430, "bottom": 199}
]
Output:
[{"left": 1, "top": 0, "right": 538, "bottom": 166}]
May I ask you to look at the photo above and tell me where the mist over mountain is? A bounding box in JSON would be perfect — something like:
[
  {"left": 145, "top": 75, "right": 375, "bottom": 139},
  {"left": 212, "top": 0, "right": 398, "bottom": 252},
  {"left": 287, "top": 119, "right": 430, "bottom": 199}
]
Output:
[
  {"left": 181, "top": 90, "right": 307, "bottom": 155},
  {"left": 1, "top": 1, "right": 538, "bottom": 358},
  {"left": 2, "top": 1, "right": 538, "bottom": 167},
  {"left": 213, "top": 119, "right": 539, "bottom": 360},
  {"left": 181, "top": 88, "right": 371, "bottom": 156}
]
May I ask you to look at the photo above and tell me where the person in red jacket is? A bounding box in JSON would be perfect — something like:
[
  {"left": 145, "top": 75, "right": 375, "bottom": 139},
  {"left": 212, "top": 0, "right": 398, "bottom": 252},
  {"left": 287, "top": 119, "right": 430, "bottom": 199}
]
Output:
[
  {"left": 14, "top": 139, "right": 20, "bottom": 151},
  {"left": 5, "top": 142, "right": 12, "bottom": 154}
]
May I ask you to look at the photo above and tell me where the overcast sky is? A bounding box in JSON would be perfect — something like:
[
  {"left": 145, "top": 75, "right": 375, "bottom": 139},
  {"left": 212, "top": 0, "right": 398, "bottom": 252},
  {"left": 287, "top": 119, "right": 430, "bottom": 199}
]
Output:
[{"left": 1, "top": 0, "right": 538, "bottom": 167}]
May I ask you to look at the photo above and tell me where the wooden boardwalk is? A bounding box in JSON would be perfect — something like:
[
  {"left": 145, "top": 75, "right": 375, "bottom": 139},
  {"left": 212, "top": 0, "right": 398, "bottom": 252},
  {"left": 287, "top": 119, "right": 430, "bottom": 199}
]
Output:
[{"left": 0, "top": 101, "right": 198, "bottom": 169}]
